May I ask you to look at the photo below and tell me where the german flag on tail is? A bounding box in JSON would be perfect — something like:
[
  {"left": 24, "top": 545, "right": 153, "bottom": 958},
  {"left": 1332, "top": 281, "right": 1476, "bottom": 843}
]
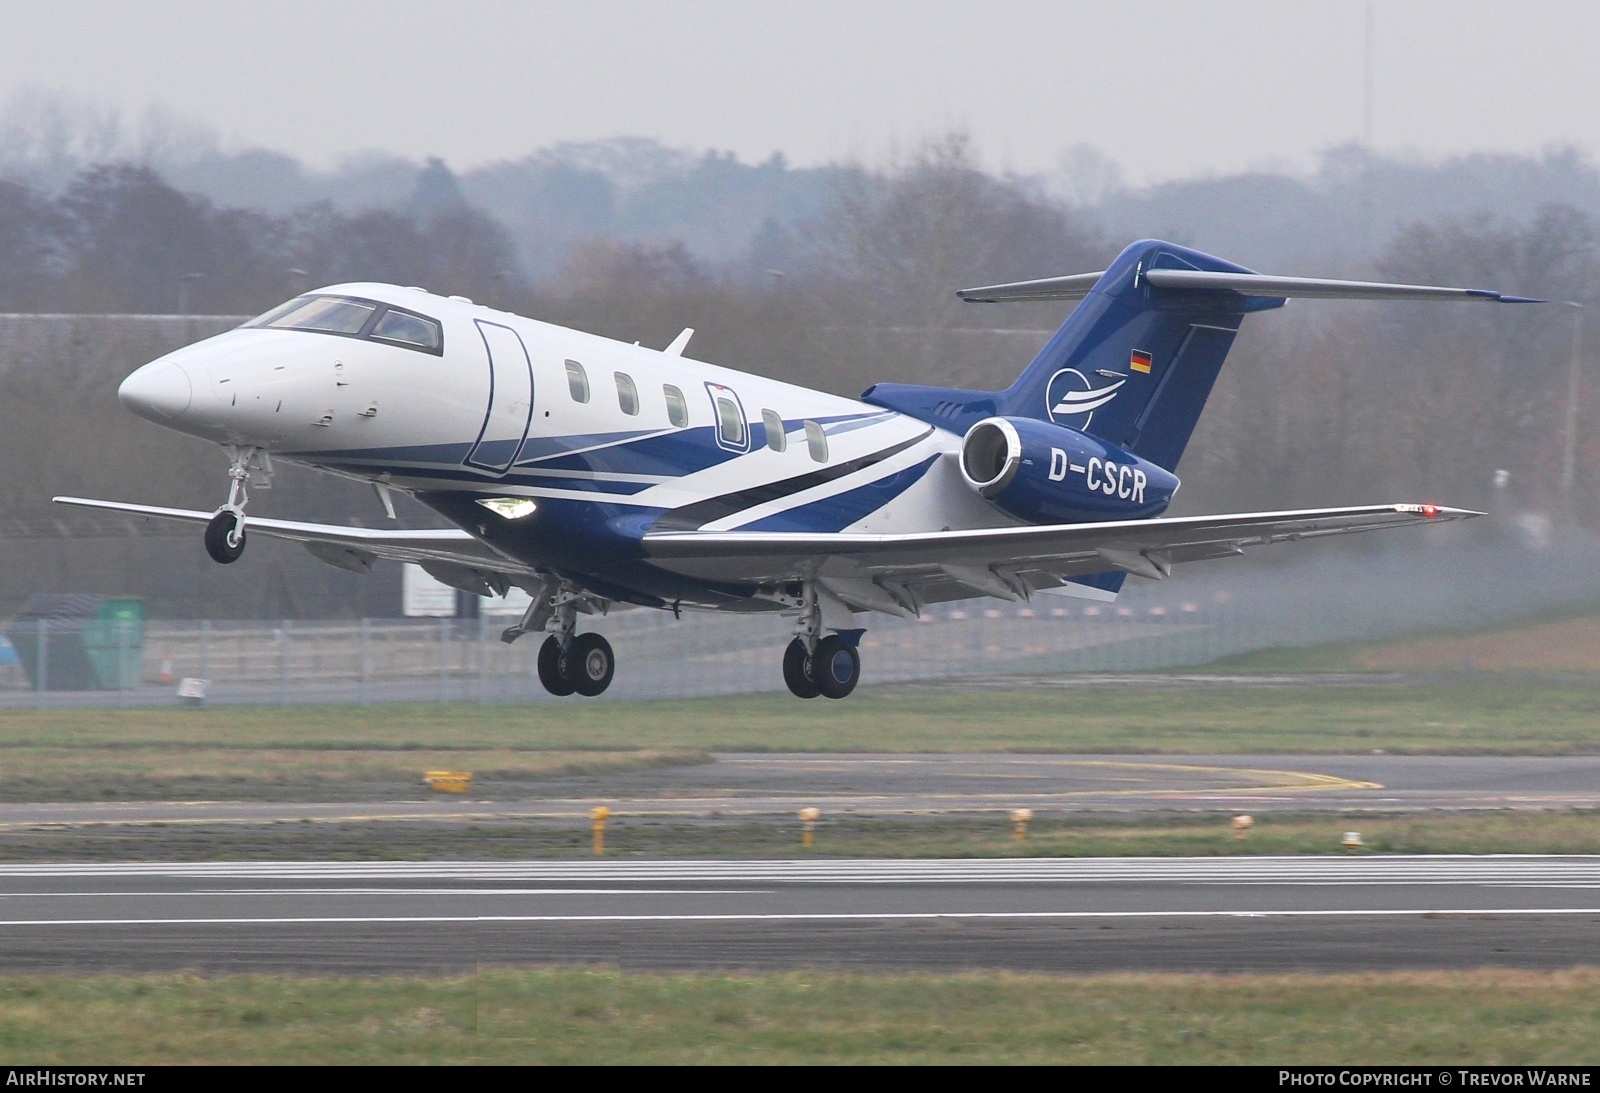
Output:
[{"left": 1130, "top": 349, "right": 1152, "bottom": 373}]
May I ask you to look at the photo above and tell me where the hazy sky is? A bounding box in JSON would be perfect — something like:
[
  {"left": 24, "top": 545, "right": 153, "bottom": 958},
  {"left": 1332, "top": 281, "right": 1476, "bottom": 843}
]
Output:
[{"left": 3, "top": 0, "right": 1598, "bottom": 184}]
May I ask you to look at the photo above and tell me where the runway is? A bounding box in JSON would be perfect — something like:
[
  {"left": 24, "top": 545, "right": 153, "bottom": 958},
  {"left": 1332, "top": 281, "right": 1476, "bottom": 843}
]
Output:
[
  {"left": 0, "top": 857, "right": 1596, "bottom": 975},
  {"left": 3, "top": 753, "right": 1595, "bottom": 976}
]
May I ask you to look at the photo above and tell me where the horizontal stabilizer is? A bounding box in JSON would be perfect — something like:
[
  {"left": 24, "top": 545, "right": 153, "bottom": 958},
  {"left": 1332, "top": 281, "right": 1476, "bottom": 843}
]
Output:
[
  {"left": 957, "top": 271, "right": 1105, "bottom": 303},
  {"left": 1140, "top": 269, "right": 1542, "bottom": 303},
  {"left": 959, "top": 268, "right": 1540, "bottom": 304}
]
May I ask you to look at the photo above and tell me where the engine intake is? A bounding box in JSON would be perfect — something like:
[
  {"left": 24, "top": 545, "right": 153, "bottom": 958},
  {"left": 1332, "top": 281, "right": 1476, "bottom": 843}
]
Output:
[{"left": 958, "top": 416, "right": 1178, "bottom": 524}]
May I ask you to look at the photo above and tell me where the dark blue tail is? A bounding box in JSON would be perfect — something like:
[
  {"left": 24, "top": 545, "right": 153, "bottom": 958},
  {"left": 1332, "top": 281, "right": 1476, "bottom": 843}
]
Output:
[{"left": 863, "top": 240, "right": 1285, "bottom": 472}]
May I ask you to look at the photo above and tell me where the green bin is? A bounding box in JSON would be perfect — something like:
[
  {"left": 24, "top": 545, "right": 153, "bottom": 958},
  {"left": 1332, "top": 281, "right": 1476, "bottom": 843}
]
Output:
[{"left": 5, "top": 595, "right": 147, "bottom": 691}]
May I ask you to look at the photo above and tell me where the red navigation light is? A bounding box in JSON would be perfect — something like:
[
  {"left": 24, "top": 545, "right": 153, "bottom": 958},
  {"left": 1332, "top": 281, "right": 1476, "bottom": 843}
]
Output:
[{"left": 1422, "top": 504, "right": 1440, "bottom": 517}]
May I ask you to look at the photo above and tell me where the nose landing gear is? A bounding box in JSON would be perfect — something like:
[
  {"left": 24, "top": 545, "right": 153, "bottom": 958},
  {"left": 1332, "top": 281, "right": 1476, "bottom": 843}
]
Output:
[{"left": 203, "top": 445, "right": 273, "bottom": 565}]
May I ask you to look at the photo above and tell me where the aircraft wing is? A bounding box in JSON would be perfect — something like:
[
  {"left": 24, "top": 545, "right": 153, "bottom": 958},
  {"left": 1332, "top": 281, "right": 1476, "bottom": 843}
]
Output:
[
  {"left": 641, "top": 504, "right": 1480, "bottom": 609},
  {"left": 52, "top": 496, "right": 539, "bottom": 589}
]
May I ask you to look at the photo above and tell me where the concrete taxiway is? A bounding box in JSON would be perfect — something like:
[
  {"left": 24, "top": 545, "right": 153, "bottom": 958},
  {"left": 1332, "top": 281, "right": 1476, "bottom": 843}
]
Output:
[{"left": 0, "top": 857, "right": 1595, "bottom": 975}]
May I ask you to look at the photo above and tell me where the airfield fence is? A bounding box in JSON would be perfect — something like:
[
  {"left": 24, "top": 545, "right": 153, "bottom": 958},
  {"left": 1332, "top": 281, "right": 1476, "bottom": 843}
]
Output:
[
  {"left": 0, "top": 598, "right": 1268, "bottom": 708},
  {"left": 3, "top": 528, "right": 1597, "bottom": 707},
  {"left": 0, "top": 559, "right": 1559, "bottom": 708}
]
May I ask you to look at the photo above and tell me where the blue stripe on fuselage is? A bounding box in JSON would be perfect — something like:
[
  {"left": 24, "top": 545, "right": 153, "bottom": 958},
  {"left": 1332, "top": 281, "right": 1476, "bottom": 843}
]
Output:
[{"left": 735, "top": 454, "right": 939, "bottom": 532}]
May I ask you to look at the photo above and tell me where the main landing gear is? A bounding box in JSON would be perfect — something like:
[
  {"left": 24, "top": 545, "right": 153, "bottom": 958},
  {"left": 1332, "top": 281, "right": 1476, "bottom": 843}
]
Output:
[
  {"left": 203, "top": 446, "right": 273, "bottom": 565},
  {"left": 505, "top": 581, "right": 617, "bottom": 698},
  {"left": 781, "top": 579, "right": 863, "bottom": 700},
  {"left": 782, "top": 635, "right": 861, "bottom": 700},
  {"left": 536, "top": 633, "right": 615, "bottom": 697}
]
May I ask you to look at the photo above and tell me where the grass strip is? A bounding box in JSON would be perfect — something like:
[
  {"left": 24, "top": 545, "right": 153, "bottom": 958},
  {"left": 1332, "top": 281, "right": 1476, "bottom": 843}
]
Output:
[
  {"left": 2, "top": 811, "right": 1597, "bottom": 862},
  {"left": 4, "top": 679, "right": 1600, "bottom": 753},
  {"left": 1, "top": 967, "right": 1597, "bottom": 1064}
]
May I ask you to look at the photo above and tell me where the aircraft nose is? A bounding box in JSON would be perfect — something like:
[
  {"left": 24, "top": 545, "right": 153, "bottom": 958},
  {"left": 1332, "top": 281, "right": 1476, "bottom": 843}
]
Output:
[{"left": 118, "top": 360, "right": 192, "bottom": 421}]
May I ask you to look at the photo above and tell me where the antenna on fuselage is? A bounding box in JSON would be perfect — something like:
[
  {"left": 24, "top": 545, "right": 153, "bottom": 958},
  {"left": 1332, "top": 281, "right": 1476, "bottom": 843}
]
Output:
[{"left": 664, "top": 328, "right": 694, "bottom": 356}]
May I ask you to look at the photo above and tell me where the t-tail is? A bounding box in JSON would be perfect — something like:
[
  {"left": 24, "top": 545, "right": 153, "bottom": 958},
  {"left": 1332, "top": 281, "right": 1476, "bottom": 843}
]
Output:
[{"left": 862, "top": 238, "right": 1538, "bottom": 473}]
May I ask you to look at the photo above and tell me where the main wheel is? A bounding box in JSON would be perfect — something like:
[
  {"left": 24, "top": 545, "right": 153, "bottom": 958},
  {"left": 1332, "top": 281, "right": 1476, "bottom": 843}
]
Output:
[
  {"left": 782, "top": 637, "right": 820, "bottom": 699},
  {"left": 808, "top": 634, "right": 860, "bottom": 700},
  {"left": 537, "top": 635, "right": 576, "bottom": 696},
  {"left": 568, "top": 633, "right": 615, "bottom": 697},
  {"left": 203, "top": 510, "right": 246, "bottom": 564}
]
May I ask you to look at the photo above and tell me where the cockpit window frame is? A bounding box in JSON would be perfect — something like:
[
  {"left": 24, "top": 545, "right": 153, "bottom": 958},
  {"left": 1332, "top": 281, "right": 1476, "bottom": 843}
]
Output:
[{"left": 245, "top": 294, "right": 445, "bottom": 357}]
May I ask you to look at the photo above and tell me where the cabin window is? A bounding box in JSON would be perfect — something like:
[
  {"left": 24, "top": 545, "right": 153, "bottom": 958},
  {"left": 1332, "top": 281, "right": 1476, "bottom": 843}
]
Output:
[
  {"left": 762, "top": 409, "right": 786, "bottom": 452},
  {"left": 615, "top": 372, "right": 639, "bottom": 415},
  {"left": 664, "top": 384, "right": 688, "bottom": 428},
  {"left": 565, "top": 360, "right": 590, "bottom": 403},
  {"left": 716, "top": 396, "right": 746, "bottom": 447},
  {"left": 805, "top": 419, "right": 828, "bottom": 463}
]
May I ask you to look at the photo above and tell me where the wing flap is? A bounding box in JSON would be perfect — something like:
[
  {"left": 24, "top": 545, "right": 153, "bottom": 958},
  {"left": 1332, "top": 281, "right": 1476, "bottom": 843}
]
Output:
[{"left": 642, "top": 504, "right": 1480, "bottom": 588}]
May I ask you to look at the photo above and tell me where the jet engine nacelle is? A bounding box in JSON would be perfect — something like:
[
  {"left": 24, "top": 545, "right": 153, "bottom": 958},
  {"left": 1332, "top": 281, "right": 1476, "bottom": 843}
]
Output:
[{"left": 958, "top": 416, "right": 1179, "bottom": 523}]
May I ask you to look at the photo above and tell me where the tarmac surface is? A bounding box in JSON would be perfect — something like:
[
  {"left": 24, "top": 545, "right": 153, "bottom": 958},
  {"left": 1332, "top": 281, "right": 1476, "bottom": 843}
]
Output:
[
  {"left": 2, "top": 753, "right": 1596, "bottom": 827},
  {"left": 2, "top": 753, "right": 1596, "bottom": 975},
  {"left": 0, "top": 857, "right": 1596, "bottom": 975}
]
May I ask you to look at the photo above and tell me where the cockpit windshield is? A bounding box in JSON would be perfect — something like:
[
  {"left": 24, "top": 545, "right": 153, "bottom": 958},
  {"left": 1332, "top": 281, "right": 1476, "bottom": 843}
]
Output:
[{"left": 244, "top": 294, "right": 443, "bottom": 355}]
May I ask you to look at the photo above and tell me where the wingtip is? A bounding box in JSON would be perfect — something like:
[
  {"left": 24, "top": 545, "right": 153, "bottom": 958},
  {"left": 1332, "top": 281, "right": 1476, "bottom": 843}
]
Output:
[
  {"left": 1407, "top": 504, "right": 1485, "bottom": 519},
  {"left": 1466, "top": 289, "right": 1545, "bottom": 304}
]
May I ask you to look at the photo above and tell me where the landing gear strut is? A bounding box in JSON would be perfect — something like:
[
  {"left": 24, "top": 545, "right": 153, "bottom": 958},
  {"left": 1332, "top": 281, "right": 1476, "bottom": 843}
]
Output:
[
  {"left": 781, "top": 580, "right": 863, "bottom": 700},
  {"left": 508, "top": 581, "right": 617, "bottom": 698},
  {"left": 203, "top": 445, "right": 272, "bottom": 565}
]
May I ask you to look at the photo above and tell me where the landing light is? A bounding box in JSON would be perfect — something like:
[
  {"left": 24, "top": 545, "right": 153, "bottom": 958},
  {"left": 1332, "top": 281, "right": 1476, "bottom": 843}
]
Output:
[{"left": 476, "top": 497, "right": 538, "bottom": 520}]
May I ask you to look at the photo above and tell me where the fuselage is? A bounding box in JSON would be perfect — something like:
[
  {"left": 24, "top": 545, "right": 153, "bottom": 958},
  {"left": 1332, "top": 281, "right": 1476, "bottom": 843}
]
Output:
[{"left": 116, "top": 284, "right": 1172, "bottom": 609}]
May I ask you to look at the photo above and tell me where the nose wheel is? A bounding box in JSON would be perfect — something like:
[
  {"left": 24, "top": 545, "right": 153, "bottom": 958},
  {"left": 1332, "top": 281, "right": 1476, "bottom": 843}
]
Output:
[
  {"left": 203, "top": 510, "right": 246, "bottom": 564},
  {"left": 537, "top": 633, "right": 615, "bottom": 697},
  {"left": 202, "top": 445, "right": 273, "bottom": 565}
]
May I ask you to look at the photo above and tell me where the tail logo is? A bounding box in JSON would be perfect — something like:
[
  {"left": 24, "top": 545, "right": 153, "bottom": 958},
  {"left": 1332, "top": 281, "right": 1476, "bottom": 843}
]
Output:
[{"left": 1046, "top": 368, "right": 1125, "bottom": 429}]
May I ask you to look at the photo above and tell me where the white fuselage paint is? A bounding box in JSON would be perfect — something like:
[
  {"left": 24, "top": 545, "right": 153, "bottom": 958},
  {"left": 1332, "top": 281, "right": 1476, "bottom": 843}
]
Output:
[{"left": 123, "top": 284, "right": 1006, "bottom": 536}]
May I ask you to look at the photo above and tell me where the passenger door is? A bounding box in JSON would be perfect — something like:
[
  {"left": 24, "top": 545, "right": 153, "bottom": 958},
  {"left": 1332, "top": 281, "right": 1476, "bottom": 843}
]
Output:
[{"left": 465, "top": 320, "right": 534, "bottom": 473}]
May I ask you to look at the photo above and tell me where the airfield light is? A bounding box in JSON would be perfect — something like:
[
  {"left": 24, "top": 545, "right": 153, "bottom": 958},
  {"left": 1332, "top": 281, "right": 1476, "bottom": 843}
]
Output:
[
  {"left": 799, "top": 806, "right": 821, "bottom": 849},
  {"left": 1342, "top": 831, "right": 1365, "bottom": 853},
  {"left": 1232, "top": 815, "right": 1254, "bottom": 839},
  {"left": 590, "top": 806, "right": 611, "bottom": 856},
  {"left": 1010, "top": 808, "right": 1034, "bottom": 841}
]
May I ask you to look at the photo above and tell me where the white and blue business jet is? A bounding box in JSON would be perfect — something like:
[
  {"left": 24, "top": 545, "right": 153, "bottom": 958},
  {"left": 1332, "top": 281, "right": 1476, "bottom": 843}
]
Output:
[{"left": 56, "top": 239, "right": 1535, "bottom": 699}]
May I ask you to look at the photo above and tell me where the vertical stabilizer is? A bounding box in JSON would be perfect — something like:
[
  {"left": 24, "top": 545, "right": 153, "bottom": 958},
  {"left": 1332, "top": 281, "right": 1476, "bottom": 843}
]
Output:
[{"left": 996, "top": 240, "right": 1284, "bottom": 471}]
